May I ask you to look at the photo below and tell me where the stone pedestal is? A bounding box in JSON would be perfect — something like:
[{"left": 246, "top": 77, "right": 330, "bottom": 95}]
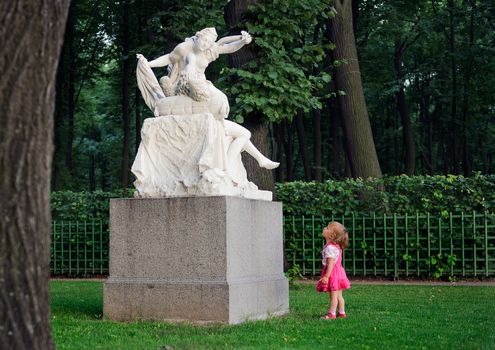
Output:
[{"left": 103, "top": 196, "right": 289, "bottom": 324}]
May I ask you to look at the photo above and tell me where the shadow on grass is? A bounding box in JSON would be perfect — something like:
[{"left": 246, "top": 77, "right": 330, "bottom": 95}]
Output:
[{"left": 51, "top": 281, "right": 103, "bottom": 320}]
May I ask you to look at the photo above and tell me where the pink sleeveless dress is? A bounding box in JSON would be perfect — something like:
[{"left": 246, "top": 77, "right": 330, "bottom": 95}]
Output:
[{"left": 317, "top": 243, "right": 351, "bottom": 292}]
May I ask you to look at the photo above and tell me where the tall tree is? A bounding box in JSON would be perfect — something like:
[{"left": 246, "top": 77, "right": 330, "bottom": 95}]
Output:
[
  {"left": 120, "top": 0, "right": 132, "bottom": 188},
  {"left": 329, "top": 0, "right": 382, "bottom": 178},
  {"left": 0, "top": 1, "right": 70, "bottom": 349},
  {"left": 224, "top": 0, "right": 275, "bottom": 191}
]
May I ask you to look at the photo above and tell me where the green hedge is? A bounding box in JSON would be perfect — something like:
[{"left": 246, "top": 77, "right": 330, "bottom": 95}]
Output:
[
  {"left": 51, "top": 174, "right": 495, "bottom": 220},
  {"left": 276, "top": 174, "right": 495, "bottom": 216},
  {"left": 51, "top": 189, "right": 134, "bottom": 221}
]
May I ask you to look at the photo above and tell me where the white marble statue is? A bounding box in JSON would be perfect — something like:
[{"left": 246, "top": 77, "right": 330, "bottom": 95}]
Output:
[{"left": 133, "top": 28, "right": 279, "bottom": 200}]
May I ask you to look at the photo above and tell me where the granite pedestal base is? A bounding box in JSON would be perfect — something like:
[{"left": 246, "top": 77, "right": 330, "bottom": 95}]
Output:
[{"left": 103, "top": 196, "right": 289, "bottom": 324}]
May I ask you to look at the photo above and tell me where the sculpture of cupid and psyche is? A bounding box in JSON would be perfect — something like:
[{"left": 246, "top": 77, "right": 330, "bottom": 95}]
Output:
[{"left": 132, "top": 27, "right": 279, "bottom": 200}]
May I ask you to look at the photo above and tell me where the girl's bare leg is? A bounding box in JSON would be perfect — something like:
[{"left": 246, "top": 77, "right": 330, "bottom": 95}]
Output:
[
  {"left": 329, "top": 290, "right": 338, "bottom": 315},
  {"left": 337, "top": 290, "right": 345, "bottom": 314}
]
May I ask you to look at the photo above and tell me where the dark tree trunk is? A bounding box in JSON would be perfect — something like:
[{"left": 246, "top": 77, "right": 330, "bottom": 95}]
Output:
[
  {"left": 295, "top": 114, "right": 312, "bottom": 181},
  {"left": 329, "top": 0, "right": 382, "bottom": 178},
  {"left": 448, "top": 0, "right": 459, "bottom": 173},
  {"left": 0, "top": 1, "right": 70, "bottom": 349},
  {"left": 65, "top": 4, "right": 76, "bottom": 175},
  {"left": 240, "top": 117, "right": 275, "bottom": 191},
  {"left": 53, "top": 44, "right": 66, "bottom": 191},
  {"left": 312, "top": 108, "right": 323, "bottom": 182},
  {"left": 89, "top": 154, "right": 96, "bottom": 191},
  {"left": 461, "top": 0, "right": 476, "bottom": 176},
  {"left": 135, "top": 87, "right": 142, "bottom": 155},
  {"left": 121, "top": 0, "right": 131, "bottom": 188},
  {"left": 329, "top": 102, "right": 349, "bottom": 178},
  {"left": 100, "top": 154, "right": 110, "bottom": 192},
  {"left": 225, "top": 0, "right": 275, "bottom": 191},
  {"left": 284, "top": 120, "right": 295, "bottom": 181},
  {"left": 394, "top": 40, "right": 416, "bottom": 175},
  {"left": 419, "top": 83, "right": 434, "bottom": 173},
  {"left": 273, "top": 123, "right": 285, "bottom": 182}
]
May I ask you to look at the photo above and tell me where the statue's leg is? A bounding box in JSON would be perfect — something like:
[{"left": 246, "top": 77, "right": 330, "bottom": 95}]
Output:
[
  {"left": 223, "top": 120, "right": 279, "bottom": 170},
  {"left": 223, "top": 120, "right": 250, "bottom": 172}
]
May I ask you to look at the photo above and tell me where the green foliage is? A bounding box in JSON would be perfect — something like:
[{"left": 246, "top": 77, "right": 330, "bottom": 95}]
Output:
[
  {"left": 52, "top": 174, "right": 495, "bottom": 220},
  {"left": 284, "top": 264, "right": 304, "bottom": 283},
  {"left": 277, "top": 174, "right": 495, "bottom": 216},
  {"left": 51, "top": 189, "right": 134, "bottom": 221},
  {"left": 219, "top": 0, "right": 333, "bottom": 123},
  {"left": 426, "top": 253, "right": 457, "bottom": 279}
]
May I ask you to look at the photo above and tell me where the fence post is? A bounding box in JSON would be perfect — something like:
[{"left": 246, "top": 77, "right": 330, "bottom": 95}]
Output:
[
  {"left": 100, "top": 220, "right": 104, "bottom": 275},
  {"left": 373, "top": 212, "right": 377, "bottom": 277},
  {"left": 427, "top": 213, "right": 431, "bottom": 276},
  {"left": 352, "top": 213, "right": 356, "bottom": 276},
  {"left": 362, "top": 215, "right": 366, "bottom": 276},
  {"left": 416, "top": 213, "right": 420, "bottom": 277},
  {"left": 68, "top": 221, "right": 72, "bottom": 275},
  {"left": 52, "top": 221, "right": 56, "bottom": 275},
  {"left": 461, "top": 212, "right": 465, "bottom": 276},
  {"left": 92, "top": 221, "right": 95, "bottom": 275},
  {"left": 485, "top": 212, "right": 489, "bottom": 277},
  {"left": 393, "top": 213, "right": 397, "bottom": 279},
  {"left": 302, "top": 216, "right": 306, "bottom": 275},
  {"left": 405, "top": 213, "right": 409, "bottom": 277},
  {"left": 76, "top": 221, "right": 80, "bottom": 275},
  {"left": 384, "top": 213, "right": 387, "bottom": 276},
  {"left": 473, "top": 211, "right": 477, "bottom": 277},
  {"left": 449, "top": 212, "right": 453, "bottom": 276},
  {"left": 311, "top": 215, "right": 315, "bottom": 275}
]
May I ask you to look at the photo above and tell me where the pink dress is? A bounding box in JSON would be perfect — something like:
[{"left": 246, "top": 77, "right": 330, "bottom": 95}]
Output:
[{"left": 317, "top": 243, "right": 350, "bottom": 292}]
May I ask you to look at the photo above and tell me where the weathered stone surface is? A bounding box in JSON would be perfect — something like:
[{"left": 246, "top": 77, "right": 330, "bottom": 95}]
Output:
[{"left": 103, "top": 196, "right": 289, "bottom": 324}]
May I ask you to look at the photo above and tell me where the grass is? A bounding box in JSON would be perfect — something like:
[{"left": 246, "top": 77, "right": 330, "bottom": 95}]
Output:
[{"left": 51, "top": 281, "right": 495, "bottom": 350}]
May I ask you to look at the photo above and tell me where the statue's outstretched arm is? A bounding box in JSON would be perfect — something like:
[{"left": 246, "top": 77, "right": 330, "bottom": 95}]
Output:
[
  {"left": 217, "top": 31, "right": 252, "bottom": 54},
  {"left": 147, "top": 42, "right": 189, "bottom": 68},
  {"left": 216, "top": 35, "right": 242, "bottom": 45}
]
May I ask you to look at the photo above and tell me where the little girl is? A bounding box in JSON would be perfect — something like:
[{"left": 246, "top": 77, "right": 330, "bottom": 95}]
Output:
[{"left": 317, "top": 221, "right": 350, "bottom": 319}]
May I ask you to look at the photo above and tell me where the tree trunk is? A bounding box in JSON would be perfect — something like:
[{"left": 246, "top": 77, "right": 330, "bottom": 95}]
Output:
[
  {"left": 135, "top": 88, "right": 142, "bottom": 155},
  {"left": 225, "top": 0, "right": 275, "bottom": 191},
  {"left": 273, "top": 123, "right": 285, "bottom": 182},
  {"left": 284, "top": 120, "right": 295, "bottom": 181},
  {"left": 448, "top": 0, "right": 459, "bottom": 173},
  {"left": 121, "top": 0, "right": 131, "bottom": 188},
  {"left": 0, "top": 1, "right": 69, "bottom": 349},
  {"left": 240, "top": 117, "right": 275, "bottom": 191},
  {"left": 312, "top": 110, "right": 323, "bottom": 182},
  {"left": 53, "top": 43, "right": 66, "bottom": 191},
  {"left": 329, "top": 0, "right": 382, "bottom": 179},
  {"left": 295, "top": 114, "right": 312, "bottom": 181},
  {"left": 461, "top": 0, "right": 476, "bottom": 176},
  {"left": 394, "top": 40, "right": 416, "bottom": 175},
  {"left": 65, "top": 4, "right": 76, "bottom": 175},
  {"left": 329, "top": 102, "right": 349, "bottom": 178}
]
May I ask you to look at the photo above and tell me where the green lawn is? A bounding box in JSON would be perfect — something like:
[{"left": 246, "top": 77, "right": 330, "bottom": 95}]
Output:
[{"left": 51, "top": 281, "right": 495, "bottom": 350}]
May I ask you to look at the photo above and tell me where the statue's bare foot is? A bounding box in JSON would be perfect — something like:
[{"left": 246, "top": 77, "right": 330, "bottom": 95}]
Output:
[{"left": 259, "top": 159, "right": 280, "bottom": 170}]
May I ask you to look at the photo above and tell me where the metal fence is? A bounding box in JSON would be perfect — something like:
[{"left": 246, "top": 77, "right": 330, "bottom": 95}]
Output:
[
  {"left": 284, "top": 212, "right": 495, "bottom": 278},
  {"left": 50, "top": 212, "right": 495, "bottom": 277},
  {"left": 51, "top": 220, "right": 109, "bottom": 275}
]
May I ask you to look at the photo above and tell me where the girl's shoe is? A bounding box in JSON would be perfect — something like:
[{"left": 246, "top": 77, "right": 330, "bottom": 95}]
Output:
[
  {"left": 320, "top": 313, "right": 336, "bottom": 320},
  {"left": 337, "top": 312, "right": 347, "bottom": 318}
]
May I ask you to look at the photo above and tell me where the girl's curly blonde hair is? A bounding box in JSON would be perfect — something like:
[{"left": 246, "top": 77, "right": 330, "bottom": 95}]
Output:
[{"left": 325, "top": 221, "right": 349, "bottom": 250}]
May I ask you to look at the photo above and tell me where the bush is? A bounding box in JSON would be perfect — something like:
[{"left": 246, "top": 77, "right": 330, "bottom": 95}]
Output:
[
  {"left": 51, "top": 174, "right": 495, "bottom": 220},
  {"left": 276, "top": 173, "right": 495, "bottom": 216},
  {"left": 51, "top": 189, "right": 134, "bottom": 221}
]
